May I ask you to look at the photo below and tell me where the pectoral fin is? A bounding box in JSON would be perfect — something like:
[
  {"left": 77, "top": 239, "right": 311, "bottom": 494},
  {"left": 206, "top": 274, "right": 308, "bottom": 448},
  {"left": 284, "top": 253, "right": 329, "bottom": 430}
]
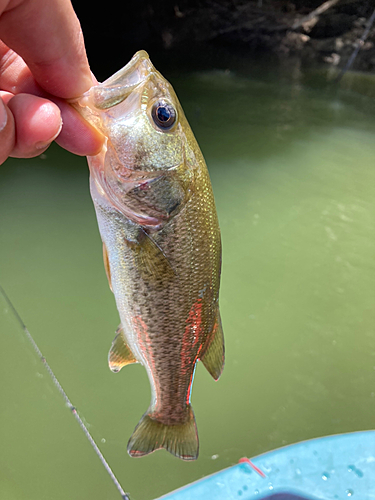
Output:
[
  {"left": 102, "top": 242, "right": 113, "bottom": 292},
  {"left": 127, "top": 229, "right": 176, "bottom": 281},
  {"left": 108, "top": 325, "right": 138, "bottom": 373},
  {"left": 201, "top": 311, "right": 225, "bottom": 381}
]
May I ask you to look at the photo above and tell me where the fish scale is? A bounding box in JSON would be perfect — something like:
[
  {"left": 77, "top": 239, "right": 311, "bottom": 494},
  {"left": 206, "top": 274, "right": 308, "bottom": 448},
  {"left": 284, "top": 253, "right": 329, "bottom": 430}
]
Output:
[{"left": 73, "top": 50, "right": 224, "bottom": 461}]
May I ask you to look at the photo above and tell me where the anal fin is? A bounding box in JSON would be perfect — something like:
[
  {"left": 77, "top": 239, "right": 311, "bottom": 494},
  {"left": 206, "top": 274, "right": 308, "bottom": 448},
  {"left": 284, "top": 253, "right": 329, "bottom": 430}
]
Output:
[
  {"left": 201, "top": 310, "right": 225, "bottom": 381},
  {"left": 108, "top": 325, "right": 138, "bottom": 373}
]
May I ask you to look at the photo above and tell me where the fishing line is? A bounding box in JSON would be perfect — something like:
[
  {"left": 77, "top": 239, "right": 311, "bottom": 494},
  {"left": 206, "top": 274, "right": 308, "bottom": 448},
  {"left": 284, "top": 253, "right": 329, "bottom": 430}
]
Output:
[
  {"left": 335, "top": 7, "right": 375, "bottom": 83},
  {"left": 0, "top": 285, "right": 130, "bottom": 500}
]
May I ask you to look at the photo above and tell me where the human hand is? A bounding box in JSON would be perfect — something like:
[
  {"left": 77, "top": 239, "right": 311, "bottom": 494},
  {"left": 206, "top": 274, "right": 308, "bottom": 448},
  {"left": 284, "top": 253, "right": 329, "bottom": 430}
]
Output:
[{"left": 0, "top": 0, "right": 104, "bottom": 165}]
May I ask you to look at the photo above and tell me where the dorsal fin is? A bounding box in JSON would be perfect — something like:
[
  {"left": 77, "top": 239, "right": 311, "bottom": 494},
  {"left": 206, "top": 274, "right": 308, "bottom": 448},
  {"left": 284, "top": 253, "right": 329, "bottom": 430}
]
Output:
[{"left": 200, "top": 310, "right": 225, "bottom": 381}]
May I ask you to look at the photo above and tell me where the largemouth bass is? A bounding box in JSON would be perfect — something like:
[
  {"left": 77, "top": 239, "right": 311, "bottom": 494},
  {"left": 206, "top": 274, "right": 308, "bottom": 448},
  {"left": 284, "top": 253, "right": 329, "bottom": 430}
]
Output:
[{"left": 73, "top": 51, "right": 224, "bottom": 460}]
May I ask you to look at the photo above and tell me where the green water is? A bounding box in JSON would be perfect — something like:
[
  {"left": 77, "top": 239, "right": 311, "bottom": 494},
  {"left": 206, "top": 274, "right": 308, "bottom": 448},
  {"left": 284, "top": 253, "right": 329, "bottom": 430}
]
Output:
[{"left": 1, "top": 61, "right": 375, "bottom": 500}]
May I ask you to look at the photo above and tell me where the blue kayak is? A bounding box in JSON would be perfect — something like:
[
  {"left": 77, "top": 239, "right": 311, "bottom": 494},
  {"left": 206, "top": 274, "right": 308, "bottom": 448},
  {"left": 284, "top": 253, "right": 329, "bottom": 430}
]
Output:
[{"left": 158, "top": 431, "right": 374, "bottom": 500}]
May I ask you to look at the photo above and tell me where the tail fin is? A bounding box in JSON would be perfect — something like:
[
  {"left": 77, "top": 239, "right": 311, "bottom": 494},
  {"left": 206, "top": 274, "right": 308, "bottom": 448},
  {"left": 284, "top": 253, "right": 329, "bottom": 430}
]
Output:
[{"left": 127, "top": 405, "right": 198, "bottom": 461}]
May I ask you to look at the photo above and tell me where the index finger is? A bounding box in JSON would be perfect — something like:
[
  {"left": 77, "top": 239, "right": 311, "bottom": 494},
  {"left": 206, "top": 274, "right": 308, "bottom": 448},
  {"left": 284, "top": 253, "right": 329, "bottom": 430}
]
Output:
[{"left": 0, "top": 0, "right": 93, "bottom": 98}]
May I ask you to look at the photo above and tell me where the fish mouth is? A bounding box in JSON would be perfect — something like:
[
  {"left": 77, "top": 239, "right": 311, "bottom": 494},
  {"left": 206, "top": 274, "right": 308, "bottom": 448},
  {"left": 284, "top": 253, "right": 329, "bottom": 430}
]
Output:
[
  {"left": 76, "top": 51, "right": 153, "bottom": 112},
  {"left": 100, "top": 50, "right": 152, "bottom": 88}
]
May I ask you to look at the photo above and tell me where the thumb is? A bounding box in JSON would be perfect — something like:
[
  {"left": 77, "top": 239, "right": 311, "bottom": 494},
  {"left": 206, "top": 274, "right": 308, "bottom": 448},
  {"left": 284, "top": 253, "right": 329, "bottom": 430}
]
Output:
[{"left": 0, "top": 96, "right": 15, "bottom": 165}]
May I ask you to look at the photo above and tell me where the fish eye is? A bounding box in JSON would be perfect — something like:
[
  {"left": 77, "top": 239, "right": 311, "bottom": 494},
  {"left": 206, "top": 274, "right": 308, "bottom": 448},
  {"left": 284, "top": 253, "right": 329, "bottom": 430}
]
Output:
[{"left": 151, "top": 100, "right": 177, "bottom": 131}]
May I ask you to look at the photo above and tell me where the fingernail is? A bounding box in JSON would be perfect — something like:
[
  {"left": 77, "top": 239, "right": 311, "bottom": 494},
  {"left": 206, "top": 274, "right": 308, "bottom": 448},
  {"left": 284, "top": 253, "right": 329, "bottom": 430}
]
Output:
[
  {"left": 0, "top": 98, "right": 8, "bottom": 132},
  {"left": 35, "top": 118, "right": 63, "bottom": 150}
]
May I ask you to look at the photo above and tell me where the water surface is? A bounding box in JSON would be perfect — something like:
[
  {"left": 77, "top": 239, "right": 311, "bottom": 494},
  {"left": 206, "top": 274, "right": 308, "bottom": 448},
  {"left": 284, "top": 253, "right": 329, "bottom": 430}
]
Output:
[{"left": 0, "top": 59, "right": 374, "bottom": 499}]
